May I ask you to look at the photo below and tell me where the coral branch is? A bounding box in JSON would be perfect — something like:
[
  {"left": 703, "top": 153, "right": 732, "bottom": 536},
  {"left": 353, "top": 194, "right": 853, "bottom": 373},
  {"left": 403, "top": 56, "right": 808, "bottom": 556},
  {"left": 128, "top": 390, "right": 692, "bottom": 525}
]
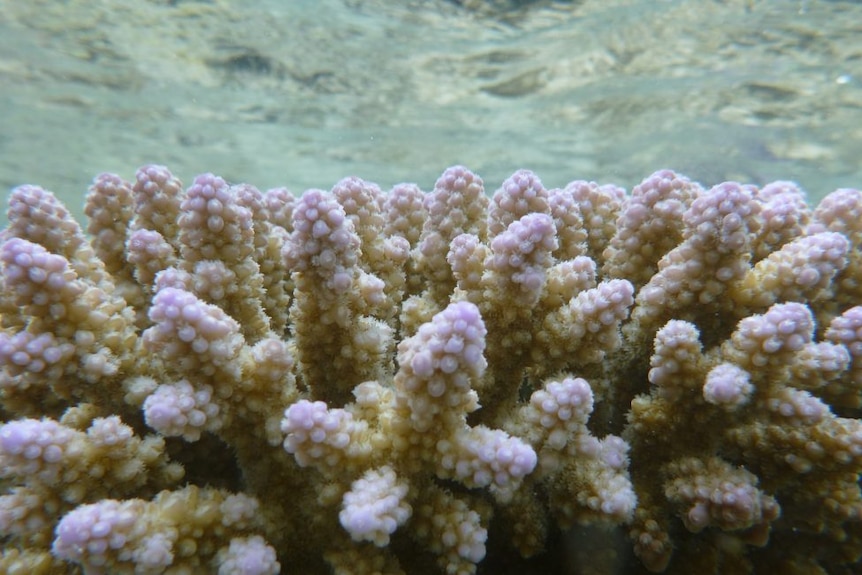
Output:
[{"left": 1, "top": 165, "right": 860, "bottom": 574}]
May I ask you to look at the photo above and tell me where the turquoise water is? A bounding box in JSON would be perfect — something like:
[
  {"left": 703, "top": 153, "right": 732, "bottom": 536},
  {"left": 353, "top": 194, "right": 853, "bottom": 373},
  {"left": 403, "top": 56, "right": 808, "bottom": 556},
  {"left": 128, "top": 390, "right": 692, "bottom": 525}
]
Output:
[{"left": 1, "top": 0, "right": 861, "bottom": 223}]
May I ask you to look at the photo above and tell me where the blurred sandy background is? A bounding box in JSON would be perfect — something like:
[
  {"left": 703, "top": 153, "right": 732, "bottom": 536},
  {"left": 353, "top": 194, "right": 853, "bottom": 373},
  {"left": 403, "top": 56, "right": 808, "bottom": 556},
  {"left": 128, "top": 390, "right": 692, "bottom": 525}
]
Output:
[{"left": 1, "top": 0, "right": 861, "bottom": 224}]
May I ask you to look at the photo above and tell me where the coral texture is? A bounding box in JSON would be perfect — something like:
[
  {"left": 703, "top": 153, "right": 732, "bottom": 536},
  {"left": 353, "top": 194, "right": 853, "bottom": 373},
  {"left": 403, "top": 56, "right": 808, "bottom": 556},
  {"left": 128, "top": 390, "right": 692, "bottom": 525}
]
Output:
[{"left": 0, "top": 165, "right": 861, "bottom": 574}]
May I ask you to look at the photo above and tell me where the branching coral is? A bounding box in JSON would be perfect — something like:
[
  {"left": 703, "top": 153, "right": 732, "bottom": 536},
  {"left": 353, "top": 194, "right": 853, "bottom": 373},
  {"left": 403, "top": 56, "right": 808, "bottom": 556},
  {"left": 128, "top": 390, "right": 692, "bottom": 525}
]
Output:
[{"left": 0, "top": 165, "right": 860, "bottom": 574}]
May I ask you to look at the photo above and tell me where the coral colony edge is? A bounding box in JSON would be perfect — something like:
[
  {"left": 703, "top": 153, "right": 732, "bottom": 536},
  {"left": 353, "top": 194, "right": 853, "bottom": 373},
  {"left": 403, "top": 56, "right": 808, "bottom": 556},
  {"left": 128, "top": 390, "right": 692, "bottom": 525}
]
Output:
[{"left": 0, "top": 164, "right": 860, "bottom": 575}]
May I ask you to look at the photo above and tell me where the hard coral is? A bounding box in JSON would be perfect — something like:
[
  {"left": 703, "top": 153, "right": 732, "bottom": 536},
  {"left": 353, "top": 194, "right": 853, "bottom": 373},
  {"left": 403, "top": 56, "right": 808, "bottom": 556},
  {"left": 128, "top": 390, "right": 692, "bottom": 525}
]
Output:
[{"left": 0, "top": 165, "right": 860, "bottom": 574}]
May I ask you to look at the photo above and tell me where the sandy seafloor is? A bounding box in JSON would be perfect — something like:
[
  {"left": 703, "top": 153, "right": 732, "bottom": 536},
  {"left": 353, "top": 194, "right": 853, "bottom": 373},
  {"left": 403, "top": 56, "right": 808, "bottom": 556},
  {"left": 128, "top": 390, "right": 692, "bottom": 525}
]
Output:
[{"left": 1, "top": 0, "right": 861, "bottom": 226}]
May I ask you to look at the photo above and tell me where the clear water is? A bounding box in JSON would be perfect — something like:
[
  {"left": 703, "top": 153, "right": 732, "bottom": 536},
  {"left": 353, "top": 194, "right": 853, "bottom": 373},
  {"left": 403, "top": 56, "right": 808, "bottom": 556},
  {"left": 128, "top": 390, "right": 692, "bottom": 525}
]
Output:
[{"left": 1, "top": 0, "right": 861, "bottom": 224}]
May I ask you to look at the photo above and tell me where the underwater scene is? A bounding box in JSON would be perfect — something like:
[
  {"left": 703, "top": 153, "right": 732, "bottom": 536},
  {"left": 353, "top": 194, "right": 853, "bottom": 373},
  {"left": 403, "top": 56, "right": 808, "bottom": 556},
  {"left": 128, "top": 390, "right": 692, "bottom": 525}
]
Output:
[
  {"left": 1, "top": 1, "right": 862, "bottom": 574},
  {"left": 2, "top": 0, "right": 862, "bottom": 211}
]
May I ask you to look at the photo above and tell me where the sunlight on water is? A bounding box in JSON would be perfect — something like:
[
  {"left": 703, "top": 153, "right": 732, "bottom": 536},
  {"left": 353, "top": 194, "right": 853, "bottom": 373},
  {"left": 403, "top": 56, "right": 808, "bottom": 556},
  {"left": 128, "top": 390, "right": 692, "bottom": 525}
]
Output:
[{"left": 1, "top": 0, "right": 860, "bottom": 223}]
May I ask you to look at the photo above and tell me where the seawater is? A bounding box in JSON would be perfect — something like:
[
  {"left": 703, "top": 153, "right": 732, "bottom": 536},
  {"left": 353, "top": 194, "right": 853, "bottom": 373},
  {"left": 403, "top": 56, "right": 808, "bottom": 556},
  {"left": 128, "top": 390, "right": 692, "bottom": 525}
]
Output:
[{"left": 1, "top": 0, "right": 860, "bottom": 224}]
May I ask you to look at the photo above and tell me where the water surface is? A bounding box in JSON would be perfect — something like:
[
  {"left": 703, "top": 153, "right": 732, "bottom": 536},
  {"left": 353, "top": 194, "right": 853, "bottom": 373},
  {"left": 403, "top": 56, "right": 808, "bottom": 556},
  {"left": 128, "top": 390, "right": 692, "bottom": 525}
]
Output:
[{"left": 1, "top": 0, "right": 860, "bottom": 222}]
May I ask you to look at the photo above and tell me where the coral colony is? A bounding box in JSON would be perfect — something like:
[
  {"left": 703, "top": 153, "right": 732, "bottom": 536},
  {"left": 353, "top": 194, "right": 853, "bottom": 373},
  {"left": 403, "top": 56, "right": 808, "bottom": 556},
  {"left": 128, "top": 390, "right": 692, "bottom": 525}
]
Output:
[{"left": 0, "top": 164, "right": 860, "bottom": 574}]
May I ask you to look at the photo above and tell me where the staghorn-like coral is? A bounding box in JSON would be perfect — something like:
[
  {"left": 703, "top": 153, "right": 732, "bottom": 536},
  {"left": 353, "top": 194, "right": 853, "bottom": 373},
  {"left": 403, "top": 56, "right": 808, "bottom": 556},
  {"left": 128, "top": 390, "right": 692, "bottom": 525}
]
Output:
[{"left": 0, "top": 165, "right": 860, "bottom": 574}]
